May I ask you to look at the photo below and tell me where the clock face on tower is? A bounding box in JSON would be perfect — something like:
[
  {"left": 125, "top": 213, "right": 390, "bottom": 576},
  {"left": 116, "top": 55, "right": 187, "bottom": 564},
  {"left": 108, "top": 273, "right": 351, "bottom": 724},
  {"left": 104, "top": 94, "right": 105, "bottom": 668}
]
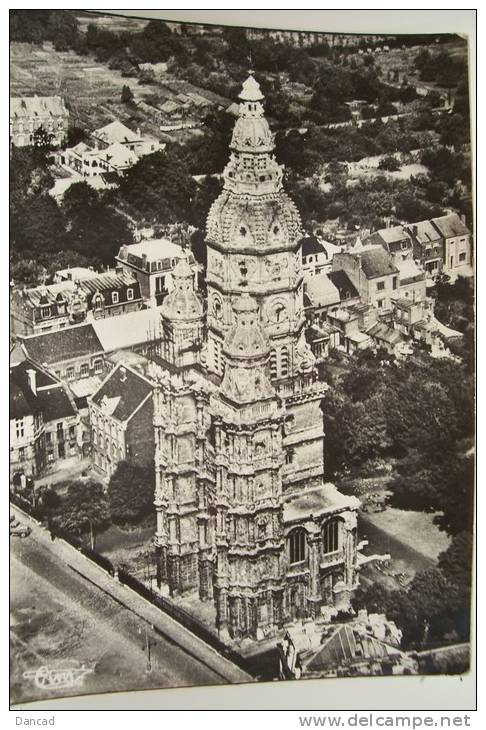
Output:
[{"left": 267, "top": 299, "right": 288, "bottom": 325}]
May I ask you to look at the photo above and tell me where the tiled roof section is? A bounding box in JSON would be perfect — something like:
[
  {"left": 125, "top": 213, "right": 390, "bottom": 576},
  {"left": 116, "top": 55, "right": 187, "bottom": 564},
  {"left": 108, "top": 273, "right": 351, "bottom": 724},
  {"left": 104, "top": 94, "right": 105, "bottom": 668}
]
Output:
[
  {"left": 305, "top": 274, "right": 340, "bottom": 308},
  {"left": 17, "top": 281, "right": 75, "bottom": 307},
  {"left": 77, "top": 270, "right": 139, "bottom": 295},
  {"left": 301, "top": 236, "right": 324, "bottom": 257},
  {"left": 304, "top": 624, "right": 403, "bottom": 674},
  {"left": 373, "top": 225, "right": 409, "bottom": 245},
  {"left": 431, "top": 213, "right": 470, "bottom": 239},
  {"left": 408, "top": 220, "right": 442, "bottom": 244},
  {"left": 359, "top": 248, "right": 399, "bottom": 279},
  {"left": 20, "top": 324, "right": 103, "bottom": 365},
  {"left": 37, "top": 386, "right": 77, "bottom": 422},
  {"left": 396, "top": 258, "right": 425, "bottom": 284},
  {"left": 327, "top": 270, "right": 359, "bottom": 299},
  {"left": 92, "top": 307, "right": 162, "bottom": 352},
  {"left": 91, "top": 364, "right": 153, "bottom": 422},
  {"left": 92, "top": 120, "right": 140, "bottom": 145},
  {"left": 10, "top": 96, "right": 67, "bottom": 118},
  {"left": 118, "top": 238, "right": 186, "bottom": 264},
  {"left": 367, "top": 322, "right": 402, "bottom": 345},
  {"left": 99, "top": 142, "right": 139, "bottom": 168}
]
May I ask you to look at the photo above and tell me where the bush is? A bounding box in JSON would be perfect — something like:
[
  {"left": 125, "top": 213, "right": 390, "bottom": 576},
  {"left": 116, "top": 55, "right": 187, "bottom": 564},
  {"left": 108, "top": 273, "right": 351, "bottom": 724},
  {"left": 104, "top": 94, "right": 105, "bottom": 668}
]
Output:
[{"left": 378, "top": 155, "right": 401, "bottom": 172}]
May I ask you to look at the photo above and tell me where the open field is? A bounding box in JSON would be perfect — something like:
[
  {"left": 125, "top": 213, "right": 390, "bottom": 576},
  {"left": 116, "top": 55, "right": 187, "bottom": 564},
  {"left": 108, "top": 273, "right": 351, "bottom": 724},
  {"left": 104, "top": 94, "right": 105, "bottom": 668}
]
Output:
[
  {"left": 10, "top": 42, "right": 163, "bottom": 136},
  {"left": 10, "top": 40, "right": 232, "bottom": 145}
]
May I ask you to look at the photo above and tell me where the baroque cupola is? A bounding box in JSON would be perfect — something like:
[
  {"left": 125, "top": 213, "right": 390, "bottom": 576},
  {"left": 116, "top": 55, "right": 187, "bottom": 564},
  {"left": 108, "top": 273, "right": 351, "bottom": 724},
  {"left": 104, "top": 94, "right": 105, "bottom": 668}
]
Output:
[
  {"left": 161, "top": 253, "right": 202, "bottom": 322},
  {"left": 206, "top": 71, "right": 302, "bottom": 251},
  {"left": 160, "top": 253, "right": 203, "bottom": 366}
]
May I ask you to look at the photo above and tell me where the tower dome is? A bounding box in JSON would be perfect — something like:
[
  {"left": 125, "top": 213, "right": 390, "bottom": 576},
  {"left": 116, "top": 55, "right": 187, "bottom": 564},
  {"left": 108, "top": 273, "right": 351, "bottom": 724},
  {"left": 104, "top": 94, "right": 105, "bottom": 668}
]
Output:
[{"left": 161, "top": 253, "right": 203, "bottom": 322}]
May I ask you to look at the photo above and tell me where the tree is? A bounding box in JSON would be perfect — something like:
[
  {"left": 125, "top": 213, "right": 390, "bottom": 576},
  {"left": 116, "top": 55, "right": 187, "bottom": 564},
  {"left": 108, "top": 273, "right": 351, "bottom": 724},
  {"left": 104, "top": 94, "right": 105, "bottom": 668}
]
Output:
[
  {"left": 32, "top": 125, "right": 55, "bottom": 150},
  {"left": 62, "top": 181, "right": 134, "bottom": 264},
  {"left": 107, "top": 461, "right": 155, "bottom": 525},
  {"left": 121, "top": 84, "right": 134, "bottom": 104},
  {"left": 52, "top": 480, "right": 110, "bottom": 536},
  {"left": 378, "top": 155, "right": 401, "bottom": 172},
  {"left": 438, "top": 531, "right": 473, "bottom": 588}
]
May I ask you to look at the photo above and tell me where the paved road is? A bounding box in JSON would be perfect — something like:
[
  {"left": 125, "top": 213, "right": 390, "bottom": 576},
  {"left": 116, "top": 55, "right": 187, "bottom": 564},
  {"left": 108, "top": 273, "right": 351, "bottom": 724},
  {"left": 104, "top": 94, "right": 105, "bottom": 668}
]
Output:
[{"left": 10, "top": 507, "right": 251, "bottom": 706}]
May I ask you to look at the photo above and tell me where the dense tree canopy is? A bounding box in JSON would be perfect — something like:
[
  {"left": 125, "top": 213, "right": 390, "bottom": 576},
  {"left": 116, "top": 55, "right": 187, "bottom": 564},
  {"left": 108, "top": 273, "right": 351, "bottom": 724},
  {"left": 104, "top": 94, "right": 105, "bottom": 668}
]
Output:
[
  {"left": 107, "top": 461, "right": 155, "bottom": 525},
  {"left": 52, "top": 480, "right": 110, "bottom": 535}
]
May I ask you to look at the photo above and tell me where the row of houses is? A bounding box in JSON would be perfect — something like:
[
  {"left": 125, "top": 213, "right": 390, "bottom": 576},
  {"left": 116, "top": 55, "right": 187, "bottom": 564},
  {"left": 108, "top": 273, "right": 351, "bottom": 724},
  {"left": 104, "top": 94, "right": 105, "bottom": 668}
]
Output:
[
  {"left": 10, "top": 237, "right": 200, "bottom": 336},
  {"left": 303, "top": 212, "right": 472, "bottom": 282}
]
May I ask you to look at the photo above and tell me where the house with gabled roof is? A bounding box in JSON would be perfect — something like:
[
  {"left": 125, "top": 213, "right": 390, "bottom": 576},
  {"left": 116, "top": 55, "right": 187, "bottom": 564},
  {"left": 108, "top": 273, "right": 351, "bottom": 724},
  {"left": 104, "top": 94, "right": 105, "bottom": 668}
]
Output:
[
  {"left": 332, "top": 247, "right": 399, "bottom": 311},
  {"left": 430, "top": 213, "right": 472, "bottom": 275},
  {"left": 10, "top": 358, "right": 82, "bottom": 481},
  {"left": 88, "top": 362, "right": 155, "bottom": 478},
  {"left": 10, "top": 95, "right": 69, "bottom": 147},
  {"left": 405, "top": 220, "right": 445, "bottom": 278}
]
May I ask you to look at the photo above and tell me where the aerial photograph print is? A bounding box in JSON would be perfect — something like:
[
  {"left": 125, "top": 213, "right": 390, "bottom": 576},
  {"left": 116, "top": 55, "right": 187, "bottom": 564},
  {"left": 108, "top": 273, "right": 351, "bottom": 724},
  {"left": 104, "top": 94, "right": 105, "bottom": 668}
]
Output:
[{"left": 9, "top": 8, "right": 475, "bottom": 707}]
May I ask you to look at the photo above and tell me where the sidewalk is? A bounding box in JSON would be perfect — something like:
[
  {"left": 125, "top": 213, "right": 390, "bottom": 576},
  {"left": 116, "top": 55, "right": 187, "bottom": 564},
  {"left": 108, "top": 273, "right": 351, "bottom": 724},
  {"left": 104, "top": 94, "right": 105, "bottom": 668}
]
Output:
[{"left": 10, "top": 504, "right": 252, "bottom": 685}]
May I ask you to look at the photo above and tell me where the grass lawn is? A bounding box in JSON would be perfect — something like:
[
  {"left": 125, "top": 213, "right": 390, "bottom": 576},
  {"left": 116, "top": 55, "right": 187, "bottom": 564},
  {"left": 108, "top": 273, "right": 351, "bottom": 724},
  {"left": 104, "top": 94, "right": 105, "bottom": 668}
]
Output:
[{"left": 362, "top": 507, "right": 450, "bottom": 562}]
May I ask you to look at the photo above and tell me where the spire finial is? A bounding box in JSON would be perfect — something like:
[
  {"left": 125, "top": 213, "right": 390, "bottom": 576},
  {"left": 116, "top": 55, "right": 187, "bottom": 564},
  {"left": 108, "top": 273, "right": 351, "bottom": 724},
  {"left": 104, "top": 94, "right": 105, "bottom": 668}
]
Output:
[{"left": 248, "top": 49, "right": 253, "bottom": 75}]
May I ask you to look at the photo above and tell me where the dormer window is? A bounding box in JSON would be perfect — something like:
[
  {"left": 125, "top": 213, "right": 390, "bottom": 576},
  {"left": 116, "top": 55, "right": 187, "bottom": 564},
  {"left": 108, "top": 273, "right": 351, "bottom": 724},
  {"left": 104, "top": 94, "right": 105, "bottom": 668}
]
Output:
[{"left": 240, "top": 226, "right": 247, "bottom": 237}]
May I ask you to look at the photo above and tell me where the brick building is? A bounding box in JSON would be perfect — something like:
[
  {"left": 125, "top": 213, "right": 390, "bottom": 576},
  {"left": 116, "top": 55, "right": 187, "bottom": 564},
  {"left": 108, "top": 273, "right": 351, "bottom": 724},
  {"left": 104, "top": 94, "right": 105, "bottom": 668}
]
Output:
[{"left": 89, "top": 363, "right": 155, "bottom": 479}]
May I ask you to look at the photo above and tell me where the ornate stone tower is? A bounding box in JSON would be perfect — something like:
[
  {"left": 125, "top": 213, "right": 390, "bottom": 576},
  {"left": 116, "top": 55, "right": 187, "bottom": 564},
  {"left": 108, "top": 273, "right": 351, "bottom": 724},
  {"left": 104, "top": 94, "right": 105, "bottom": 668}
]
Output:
[
  {"left": 206, "top": 72, "right": 327, "bottom": 498},
  {"left": 160, "top": 253, "right": 205, "bottom": 367},
  {"left": 211, "top": 294, "right": 287, "bottom": 640},
  {"left": 206, "top": 72, "right": 306, "bottom": 382},
  {"left": 151, "top": 75, "right": 362, "bottom": 641}
]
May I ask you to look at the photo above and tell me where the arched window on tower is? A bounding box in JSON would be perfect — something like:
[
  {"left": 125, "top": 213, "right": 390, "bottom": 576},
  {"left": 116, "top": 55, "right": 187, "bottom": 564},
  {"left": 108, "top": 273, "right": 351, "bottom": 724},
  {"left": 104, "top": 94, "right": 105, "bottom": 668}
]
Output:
[
  {"left": 288, "top": 528, "right": 307, "bottom": 565},
  {"left": 270, "top": 350, "right": 277, "bottom": 379},
  {"left": 322, "top": 518, "right": 340, "bottom": 554},
  {"left": 280, "top": 346, "right": 289, "bottom": 378}
]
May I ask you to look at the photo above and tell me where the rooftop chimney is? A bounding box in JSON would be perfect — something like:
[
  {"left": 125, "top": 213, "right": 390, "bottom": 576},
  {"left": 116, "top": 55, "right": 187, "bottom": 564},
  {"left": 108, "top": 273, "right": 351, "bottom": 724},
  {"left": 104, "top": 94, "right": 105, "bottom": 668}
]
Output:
[
  {"left": 119, "top": 366, "right": 127, "bottom": 383},
  {"left": 26, "top": 368, "right": 37, "bottom": 396}
]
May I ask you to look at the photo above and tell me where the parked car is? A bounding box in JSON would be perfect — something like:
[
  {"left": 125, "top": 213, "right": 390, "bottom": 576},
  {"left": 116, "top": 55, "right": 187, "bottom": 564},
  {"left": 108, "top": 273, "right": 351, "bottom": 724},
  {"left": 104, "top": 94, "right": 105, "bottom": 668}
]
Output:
[
  {"left": 10, "top": 515, "right": 16, "bottom": 524},
  {"left": 10, "top": 523, "right": 31, "bottom": 538},
  {"left": 10, "top": 518, "right": 19, "bottom": 528}
]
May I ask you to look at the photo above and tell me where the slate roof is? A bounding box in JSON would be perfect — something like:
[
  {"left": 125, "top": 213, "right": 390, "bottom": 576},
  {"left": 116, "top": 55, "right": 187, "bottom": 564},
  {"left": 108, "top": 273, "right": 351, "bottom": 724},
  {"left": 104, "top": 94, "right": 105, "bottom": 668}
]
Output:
[
  {"left": 77, "top": 270, "right": 138, "bottom": 295},
  {"left": 431, "top": 213, "right": 470, "bottom": 239},
  {"left": 301, "top": 236, "right": 325, "bottom": 257},
  {"left": 359, "top": 248, "right": 399, "bottom": 279},
  {"left": 20, "top": 324, "right": 103, "bottom": 365},
  {"left": 91, "top": 364, "right": 153, "bottom": 422},
  {"left": 10, "top": 96, "right": 67, "bottom": 118},
  {"left": 37, "top": 386, "right": 77, "bottom": 421},
  {"left": 10, "top": 379, "right": 41, "bottom": 419},
  {"left": 327, "top": 270, "right": 359, "bottom": 300},
  {"left": 10, "top": 359, "right": 76, "bottom": 421},
  {"left": 407, "top": 220, "right": 442, "bottom": 245}
]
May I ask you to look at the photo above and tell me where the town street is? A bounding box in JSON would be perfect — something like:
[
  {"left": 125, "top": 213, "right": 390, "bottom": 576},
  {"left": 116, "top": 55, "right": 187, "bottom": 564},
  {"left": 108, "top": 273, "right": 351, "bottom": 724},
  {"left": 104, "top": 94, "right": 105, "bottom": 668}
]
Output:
[{"left": 10, "top": 507, "right": 251, "bottom": 706}]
